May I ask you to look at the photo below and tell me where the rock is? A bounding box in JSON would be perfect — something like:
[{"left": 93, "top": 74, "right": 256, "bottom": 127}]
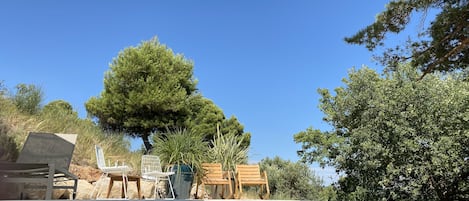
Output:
[
  {"left": 0, "top": 181, "right": 73, "bottom": 200},
  {"left": 69, "top": 164, "right": 101, "bottom": 183},
  {"left": 75, "top": 180, "right": 94, "bottom": 200}
]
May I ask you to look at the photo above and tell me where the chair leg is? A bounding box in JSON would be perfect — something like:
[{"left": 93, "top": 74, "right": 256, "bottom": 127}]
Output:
[
  {"left": 238, "top": 183, "right": 243, "bottom": 199},
  {"left": 154, "top": 177, "right": 159, "bottom": 199},
  {"left": 228, "top": 181, "right": 233, "bottom": 199},
  {"left": 220, "top": 184, "right": 225, "bottom": 198},
  {"left": 72, "top": 178, "right": 78, "bottom": 200},
  {"left": 167, "top": 176, "right": 175, "bottom": 199},
  {"left": 121, "top": 174, "right": 128, "bottom": 199},
  {"left": 264, "top": 183, "right": 270, "bottom": 199},
  {"left": 137, "top": 178, "right": 141, "bottom": 199}
]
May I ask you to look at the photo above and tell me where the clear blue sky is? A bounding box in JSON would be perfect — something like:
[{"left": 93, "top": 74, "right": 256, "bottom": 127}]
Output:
[{"left": 1, "top": 1, "right": 389, "bottom": 183}]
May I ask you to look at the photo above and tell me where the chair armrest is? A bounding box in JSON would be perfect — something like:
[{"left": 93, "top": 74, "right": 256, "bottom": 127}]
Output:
[{"left": 56, "top": 168, "right": 78, "bottom": 180}]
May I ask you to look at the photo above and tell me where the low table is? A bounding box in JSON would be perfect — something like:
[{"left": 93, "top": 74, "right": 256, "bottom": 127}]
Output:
[{"left": 107, "top": 174, "right": 141, "bottom": 199}]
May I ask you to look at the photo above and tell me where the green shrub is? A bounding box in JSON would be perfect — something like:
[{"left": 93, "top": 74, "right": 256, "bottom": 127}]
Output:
[
  {"left": 260, "top": 156, "right": 324, "bottom": 200},
  {"left": 152, "top": 128, "right": 208, "bottom": 172}
]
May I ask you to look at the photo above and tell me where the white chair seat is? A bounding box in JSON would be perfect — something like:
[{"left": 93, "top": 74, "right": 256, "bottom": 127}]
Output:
[
  {"left": 101, "top": 166, "right": 132, "bottom": 174},
  {"left": 144, "top": 170, "right": 175, "bottom": 177}
]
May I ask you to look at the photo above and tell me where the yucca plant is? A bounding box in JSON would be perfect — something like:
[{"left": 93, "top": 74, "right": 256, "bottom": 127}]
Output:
[
  {"left": 152, "top": 128, "right": 208, "bottom": 170},
  {"left": 207, "top": 124, "right": 249, "bottom": 171}
]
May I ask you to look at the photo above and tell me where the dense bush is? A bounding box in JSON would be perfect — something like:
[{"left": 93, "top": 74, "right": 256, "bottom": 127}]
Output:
[{"left": 260, "top": 156, "right": 324, "bottom": 200}]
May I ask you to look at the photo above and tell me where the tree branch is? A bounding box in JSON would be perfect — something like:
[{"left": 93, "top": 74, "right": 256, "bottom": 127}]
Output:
[{"left": 419, "top": 37, "right": 469, "bottom": 80}]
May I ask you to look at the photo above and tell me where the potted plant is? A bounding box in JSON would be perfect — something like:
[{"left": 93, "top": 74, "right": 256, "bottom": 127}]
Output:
[{"left": 152, "top": 128, "right": 208, "bottom": 199}]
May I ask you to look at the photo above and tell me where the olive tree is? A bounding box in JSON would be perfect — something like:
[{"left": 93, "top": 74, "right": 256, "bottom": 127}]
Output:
[
  {"left": 295, "top": 65, "right": 469, "bottom": 200},
  {"left": 260, "top": 156, "right": 324, "bottom": 200}
]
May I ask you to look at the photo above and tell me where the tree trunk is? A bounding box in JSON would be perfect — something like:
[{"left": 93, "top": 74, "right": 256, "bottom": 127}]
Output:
[{"left": 142, "top": 134, "right": 153, "bottom": 154}]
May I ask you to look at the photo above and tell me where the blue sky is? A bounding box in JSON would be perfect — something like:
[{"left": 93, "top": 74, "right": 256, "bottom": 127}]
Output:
[{"left": 1, "top": 1, "right": 390, "bottom": 183}]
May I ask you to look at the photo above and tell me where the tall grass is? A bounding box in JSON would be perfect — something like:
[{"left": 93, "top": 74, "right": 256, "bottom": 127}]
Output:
[
  {"left": 0, "top": 98, "right": 30, "bottom": 161},
  {"left": 0, "top": 96, "right": 141, "bottom": 171}
]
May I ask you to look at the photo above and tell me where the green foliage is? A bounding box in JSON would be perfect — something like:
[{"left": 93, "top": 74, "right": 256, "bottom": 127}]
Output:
[
  {"left": 86, "top": 37, "right": 197, "bottom": 152},
  {"left": 221, "top": 116, "right": 251, "bottom": 148},
  {"left": 42, "top": 100, "right": 77, "bottom": 116},
  {"left": 152, "top": 128, "right": 208, "bottom": 172},
  {"left": 318, "top": 186, "right": 337, "bottom": 201},
  {"left": 295, "top": 65, "right": 469, "bottom": 200},
  {"left": 186, "top": 95, "right": 251, "bottom": 148},
  {"left": 345, "top": 0, "right": 469, "bottom": 78},
  {"left": 260, "top": 156, "right": 324, "bottom": 200},
  {"left": 207, "top": 125, "right": 249, "bottom": 171},
  {"left": 12, "top": 83, "right": 43, "bottom": 115},
  {"left": 185, "top": 95, "right": 225, "bottom": 141}
]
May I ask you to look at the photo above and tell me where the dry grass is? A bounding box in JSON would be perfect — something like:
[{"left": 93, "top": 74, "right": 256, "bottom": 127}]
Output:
[{"left": 0, "top": 99, "right": 141, "bottom": 171}]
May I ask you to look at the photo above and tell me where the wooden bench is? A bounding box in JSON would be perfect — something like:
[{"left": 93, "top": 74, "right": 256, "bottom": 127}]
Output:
[{"left": 235, "top": 164, "right": 270, "bottom": 199}]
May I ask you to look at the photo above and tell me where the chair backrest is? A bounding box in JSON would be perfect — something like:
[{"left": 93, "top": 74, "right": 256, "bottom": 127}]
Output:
[
  {"left": 236, "top": 164, "right": 263, "bottom": 180},
  {"left": 202, "top": 163, "right": 224, "bottom": 180},
  {"left": 95, "top": 145, "right": 106, "bottom": 169},
  {"left": 16, "top": 132, "right": 77, "bottom": 170},
  {"left": 141, "top": 155, "right": 163, "bottom": 175}
]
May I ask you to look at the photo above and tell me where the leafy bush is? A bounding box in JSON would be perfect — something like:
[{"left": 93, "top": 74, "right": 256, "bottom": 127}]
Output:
[
  {"left": 12, "top": 84, "right": 43, "bottom": 115},
  {"left": 260, "top": 156, "right": 324, "bottom": 200}
]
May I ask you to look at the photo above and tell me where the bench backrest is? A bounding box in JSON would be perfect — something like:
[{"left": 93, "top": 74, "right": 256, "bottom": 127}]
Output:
[
  {"left": 202, "top": 163, "right": 224, "bottom": 179},
  {"left": 17, "top": 132, "right": 77, "bottom": 170},
  {"left": 236, "top": 164, "right": 262, "bottom": 180}
]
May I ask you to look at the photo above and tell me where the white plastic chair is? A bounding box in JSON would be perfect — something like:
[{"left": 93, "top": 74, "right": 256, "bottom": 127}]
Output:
[
  {"left": 141, "top": 155, "right": 175, "bottom": 199},
  {"left": 90, "top": 145, "right": 132, "bottom": 199}
]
